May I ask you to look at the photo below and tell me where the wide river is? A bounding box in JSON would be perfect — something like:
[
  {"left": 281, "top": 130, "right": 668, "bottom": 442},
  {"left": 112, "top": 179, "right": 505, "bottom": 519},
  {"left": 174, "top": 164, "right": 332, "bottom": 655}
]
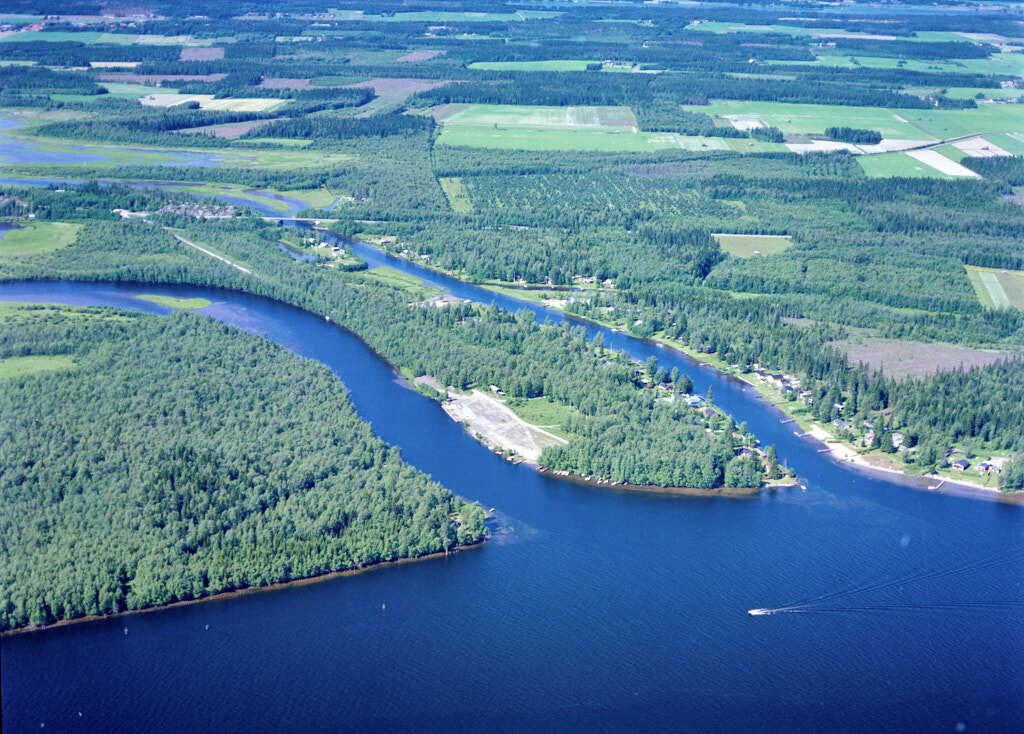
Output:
[{"left": 1, "top": 239, "right": 1022, "bottom": 731}]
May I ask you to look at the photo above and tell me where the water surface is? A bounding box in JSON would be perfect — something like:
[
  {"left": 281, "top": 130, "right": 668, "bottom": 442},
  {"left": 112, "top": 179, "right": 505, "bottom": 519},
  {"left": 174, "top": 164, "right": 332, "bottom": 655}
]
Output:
[{"left": 0, "top": 279, "right": 1020, "bottom": 733}]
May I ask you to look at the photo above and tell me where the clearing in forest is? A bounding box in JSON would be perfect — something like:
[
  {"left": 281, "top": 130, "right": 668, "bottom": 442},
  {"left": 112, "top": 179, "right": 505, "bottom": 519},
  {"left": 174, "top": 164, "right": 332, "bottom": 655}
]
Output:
[
  {"left": 0, "top": 221, "right": 80, "bottom": 256},
  {"left": 443, "top": 389, "right": 568, "bottom": 463},
  {"left": 835, "top": 336, "right": 1016, "bottom": 378},
  {"left": 0, "top": 354, "right": 76, "bottom": 380},
  {"left": 439, "top": 104, "right": 639, "bottom": 131},
  {"left": 905, "top": 149, "right": 980, "bottom": 177},
  {"left": 858, "top": 151, "right": 950, "bottom": 179},
  {"left": 139, "top": 94, "right": 284, "bottom": 112},
  {"left": 439, "top": 177, "right": 473, "bottom": 213},
  {"left": 713, "top": 233, "right": 792, "bottom": 258},
  {"left": 966, "top": 266, "right": 1024, "bottom": 310}
]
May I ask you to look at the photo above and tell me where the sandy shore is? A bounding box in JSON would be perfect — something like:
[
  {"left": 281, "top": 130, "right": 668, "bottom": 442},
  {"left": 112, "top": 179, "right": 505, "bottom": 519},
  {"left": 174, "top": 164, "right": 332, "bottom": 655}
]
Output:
[{"left": 1, "top": 541, "right": 483, "bottom": 638}]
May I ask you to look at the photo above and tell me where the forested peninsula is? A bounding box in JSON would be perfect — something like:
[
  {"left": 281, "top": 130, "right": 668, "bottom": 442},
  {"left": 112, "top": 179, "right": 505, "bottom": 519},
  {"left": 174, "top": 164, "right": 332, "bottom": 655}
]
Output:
[{"left": 0, "top": 303, "right": 485, "bottom": 632}]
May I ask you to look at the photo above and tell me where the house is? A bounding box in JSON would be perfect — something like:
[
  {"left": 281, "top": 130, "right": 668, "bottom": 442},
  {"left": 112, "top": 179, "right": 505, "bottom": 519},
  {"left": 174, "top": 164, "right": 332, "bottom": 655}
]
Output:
[
  {"left": 978, "top": 461, "right": 1001, "bottom": 475},
  {"left": 685, "top": 395, "right": 704, "bottom": 408},
  {"left": 833, "top": 419, "right": 851, "bottom": 431},
  {"left": 952, "top": 459, "right": 970, "bottom": 471}
]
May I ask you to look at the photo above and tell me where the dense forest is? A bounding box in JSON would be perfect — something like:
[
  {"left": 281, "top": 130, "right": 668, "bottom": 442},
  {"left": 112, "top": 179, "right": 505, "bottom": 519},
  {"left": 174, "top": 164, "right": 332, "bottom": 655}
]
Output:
[
  {"left": 0, "top": 0, "right": 1022, "bottom": 638},
  {"left": 0, "top": 303, "right": 486, "bottom": 631}
]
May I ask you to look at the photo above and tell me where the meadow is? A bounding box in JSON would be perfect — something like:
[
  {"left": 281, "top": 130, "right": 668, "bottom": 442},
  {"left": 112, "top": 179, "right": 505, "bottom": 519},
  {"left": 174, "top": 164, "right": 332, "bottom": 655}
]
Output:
[
  {"left": 135, "top": 294, "right": 212, "bottom": 310},
  {"left": 438, "top": 104, "right": 639, "bottom": 131},
  {"left": 439, "top": 177, "right": 473, "bottom": 213},
  {"left": 857, "top": 151, "right": 950, "bottom": 178},
  {"left": 966, "top": 266, "right": 1024, "bottom": 310},
  {"left": 0, "top": 221, "right": 80, "bottom": 256},
  {"left": 0, "top": 354, "right": 76, "bottom": 379},
  {"left": 713, "top": 234, "right": 792, "bottom": 258}
]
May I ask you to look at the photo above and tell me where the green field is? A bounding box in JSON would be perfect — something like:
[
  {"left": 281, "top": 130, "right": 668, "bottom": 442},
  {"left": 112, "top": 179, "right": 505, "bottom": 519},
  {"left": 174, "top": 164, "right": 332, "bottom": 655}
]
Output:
[
  {"left": 439, "top": 177, "right": 473, "bottom": 213},
  {"left": 505, "top": 396, "right": 578, "bottom": 439},
  {"left": 439, "top": 104, "right": 639, "bottom": 130},
  {"left": 0, "top": 221, "right": 81, "bottom": 256},
  {"left": 277, "top": 188, "right": 338, "bottom": 208},
  {"left": 773, "top": 51, "right": 1024, "bottom": 78},
  {"left": 689, "top": 99, "right": 1024, "bottom": 141},
  {"left": 966, "top": 266, "right": 1024, "bottom": 310},
  {"left": 469, "top": 60, "right": 596, "bottom": 72},
  {"left": 857, "top": 152, "right": 949, "bottom": 178},
  {"left": 0, "top": 354, "right": 76, "bottom": 379},
  {"left": 714, "top": 234, "right": 792, "bottom": 258},
  {"left": 439, "top": 126, "right": 731, "bottom": 152},
  {"left": 932, "top": 144, "right": 968, "bottom": 162},
  {"left": 356, "top": 266, "right": 438, "bottom": 297},
  {"left": 984, "top": 133, "right": 1024, "bottom": 157},
  {"left": 135, "top": 294, "right": 212, "bottom": 310}
]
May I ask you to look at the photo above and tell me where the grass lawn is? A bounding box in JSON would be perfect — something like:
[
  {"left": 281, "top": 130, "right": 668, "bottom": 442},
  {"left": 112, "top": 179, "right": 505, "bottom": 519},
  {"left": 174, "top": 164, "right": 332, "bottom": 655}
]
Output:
[
  {"left": 0, "top": 354, "right": 76, "bottom": 379},
  {"left": 505, "top": 396, "right": 578, "bottom": 439},
  {"left": 0, "top": 221, "right": 81, "bottom": 256},
  {"left": 965, "top": 265, "right": 1024, "bottom": 310},
  {"left": 277, "top": 188, "right": 338, "bottom": 208},
  {"left": 857, "top": 152, "right": 948, "bottom": 178},
  {"left": 135, "top": 294, "right": 212, "bottom": 310},
  {"left": 713, "top": 233, "right": 792, "bottom": 258},
  {"left": 439, "top": 177, "right": 473, "bottom": 213},
  {"left": 356, "top": 266, "right": 440, "bottom": 298}
]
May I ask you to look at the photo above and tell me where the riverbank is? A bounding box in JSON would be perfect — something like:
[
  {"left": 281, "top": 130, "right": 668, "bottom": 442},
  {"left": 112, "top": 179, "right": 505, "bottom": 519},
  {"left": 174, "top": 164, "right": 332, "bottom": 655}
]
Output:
[
  {"left": 538, "top": 467, "right": 795, "bottom": 497},
  {"left": 0, "top": 540, "right": 484, "bottom": 638}
]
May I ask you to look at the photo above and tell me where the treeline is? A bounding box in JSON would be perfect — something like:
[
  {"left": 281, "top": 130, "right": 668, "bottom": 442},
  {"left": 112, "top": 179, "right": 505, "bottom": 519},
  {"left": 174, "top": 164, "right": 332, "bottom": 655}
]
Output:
[
  {"left": 825, "top": 127, "right": 883, "bottom": 144},
  {"left": 243, "top": 111, "right": 434, "bottom": 141},
  {"left": 0, "top": 304, "right": 486, "bottom": 631}
]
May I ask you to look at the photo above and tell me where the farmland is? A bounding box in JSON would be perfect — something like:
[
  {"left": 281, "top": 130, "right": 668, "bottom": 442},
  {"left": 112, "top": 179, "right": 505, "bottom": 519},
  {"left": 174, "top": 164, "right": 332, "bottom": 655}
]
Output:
[{"left": 966, "top": 266, "right": 1024, "bottom": 310}]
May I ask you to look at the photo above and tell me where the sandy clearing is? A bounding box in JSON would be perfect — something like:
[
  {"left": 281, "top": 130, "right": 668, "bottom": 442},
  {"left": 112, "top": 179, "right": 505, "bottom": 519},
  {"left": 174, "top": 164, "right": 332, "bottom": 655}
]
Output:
[
  {"left": 722, "top": 114, "right": 764, "bottom": 131},
  {"left": 99, "top": 73, "right": 227, "bottom": 83},
  {"left": 906, "top": 149, "right": 980, "bottom": 177},
  {"left": 443, "top": 389, "right": 567, "bottom": 463},
  {"left": 180, "top": 46, "right": 223, "bottom": 61},
  {"left": 397, "top": 49, "right": 444, "bottom": 62},
  {"left": 90, "top": 60, "right": 140, "bottom": 68},
  {"left": 856, "top": 138, "right": 936, "bottom": 153},
  {"left": 259, "top": 77, "right": 312, "bottom": 90},
  {"left": 786, "top": 140, "right": 860, "bottom": 154},
  {"left": 952, "top": 136, "right": 1012, "bottom": 158}
]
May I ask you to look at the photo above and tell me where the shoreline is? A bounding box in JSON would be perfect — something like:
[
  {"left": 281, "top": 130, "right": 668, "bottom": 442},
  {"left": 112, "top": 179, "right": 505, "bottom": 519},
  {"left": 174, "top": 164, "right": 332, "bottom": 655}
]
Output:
[
  {"left": 537, "top": 467, "right": 796, "bottom": 498},
  {"left": 0, "top": 541, "right": 484, "bottom": 638}
]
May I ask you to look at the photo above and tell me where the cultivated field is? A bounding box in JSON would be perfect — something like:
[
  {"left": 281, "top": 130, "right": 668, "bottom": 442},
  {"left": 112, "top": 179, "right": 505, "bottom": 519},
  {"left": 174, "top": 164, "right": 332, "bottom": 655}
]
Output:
[
  {"left": 437, "top": 126, "right": 730, "bottom": 152},
  {"left": 139, "top": 94, "right": 284, "bottom": 112},
  {"left": 713, "top": 233, "right": 792, "bottom": 258},
  {"left": 468, "top": 60, "right": 597, "bottom": 72},
  {"left": 966, "top": 266, "right": 1024, "bottom": 310},
  {"left": 858, "top": 152, "right": 951, "bottom": 178},
  {"left": 438, "top": 104, "right": 639, "bottom": 130},
  {"left": 836, "top": 336, "right": 1017, "bottom": 378}
]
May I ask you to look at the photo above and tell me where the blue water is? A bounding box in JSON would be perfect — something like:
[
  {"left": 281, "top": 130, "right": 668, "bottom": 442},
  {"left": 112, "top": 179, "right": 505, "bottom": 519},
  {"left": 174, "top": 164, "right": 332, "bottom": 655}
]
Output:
[
  {"left": 0, "top": 116, "right": 224, "bottom": 167},
  {"left": 0, "top": 274, "right": 1021, "bottom": 732}
]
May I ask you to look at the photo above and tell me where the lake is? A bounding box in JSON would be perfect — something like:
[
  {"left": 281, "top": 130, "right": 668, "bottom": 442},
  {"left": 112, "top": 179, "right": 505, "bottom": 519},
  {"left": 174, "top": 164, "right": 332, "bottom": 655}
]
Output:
[{"left": 0, "top": 270, "right": 1022, "bottom": 730}]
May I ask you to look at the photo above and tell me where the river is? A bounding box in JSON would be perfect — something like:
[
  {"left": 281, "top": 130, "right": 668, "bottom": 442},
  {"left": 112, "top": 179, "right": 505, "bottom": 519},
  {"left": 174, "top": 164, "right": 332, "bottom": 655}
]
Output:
[{"left": 1, "top": 272, "right": 1021, "bottom": 732}]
